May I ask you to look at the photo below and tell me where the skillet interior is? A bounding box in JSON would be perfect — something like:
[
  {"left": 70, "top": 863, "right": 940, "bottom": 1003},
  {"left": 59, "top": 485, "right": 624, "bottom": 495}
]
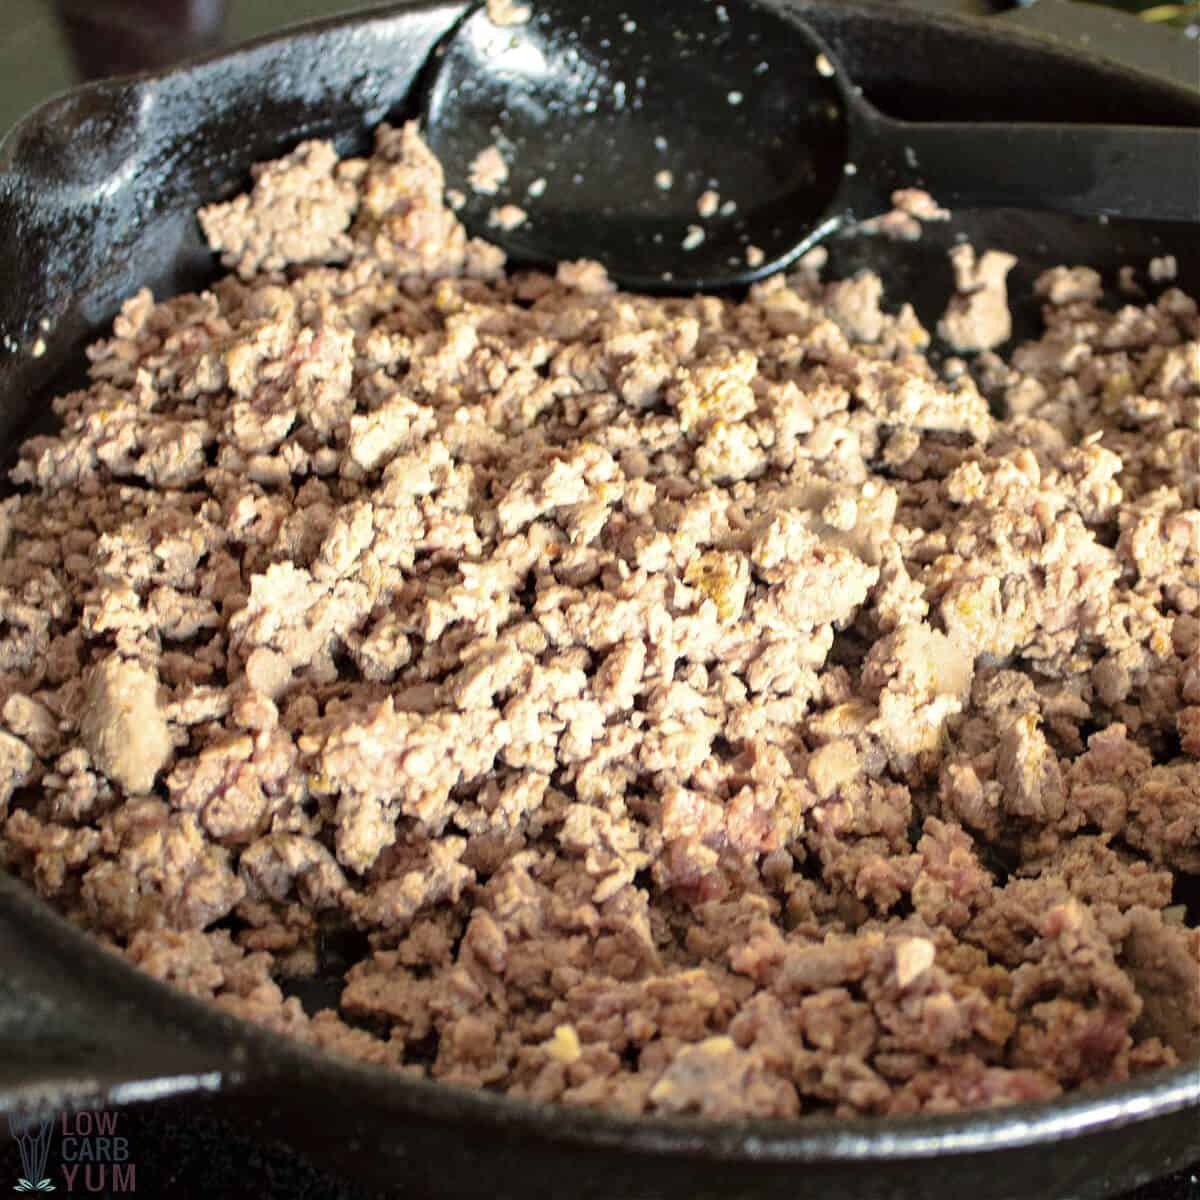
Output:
[{"left": 0, "top": 3, "right": 1198, "bottom": 1197}]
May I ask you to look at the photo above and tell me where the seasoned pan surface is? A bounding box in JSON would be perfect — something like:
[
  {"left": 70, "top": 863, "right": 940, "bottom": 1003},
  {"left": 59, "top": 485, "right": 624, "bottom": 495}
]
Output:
[{"left": 1, "top": 4, "right": 1198, "bottom": 1198}]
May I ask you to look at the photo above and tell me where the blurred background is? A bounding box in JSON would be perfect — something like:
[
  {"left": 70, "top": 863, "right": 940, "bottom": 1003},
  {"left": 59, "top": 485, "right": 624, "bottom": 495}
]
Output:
[
  {"left": 1, "top": 0, "right": 1196, "bottom": 142},
  {"left": 1097, "top": 0, "right": 1198, "bottom": 31}
]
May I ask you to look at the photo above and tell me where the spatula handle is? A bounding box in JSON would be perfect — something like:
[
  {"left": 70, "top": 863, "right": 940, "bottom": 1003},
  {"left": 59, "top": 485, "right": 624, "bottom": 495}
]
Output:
[{"left": 866, "top": 118, "right": 1200, "bottom": 225}]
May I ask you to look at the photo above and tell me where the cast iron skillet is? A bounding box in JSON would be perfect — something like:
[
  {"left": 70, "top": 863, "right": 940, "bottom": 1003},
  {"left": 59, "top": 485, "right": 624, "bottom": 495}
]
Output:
[{"left": 0, "top": 3, "right": 1198, "bottom": 1197}]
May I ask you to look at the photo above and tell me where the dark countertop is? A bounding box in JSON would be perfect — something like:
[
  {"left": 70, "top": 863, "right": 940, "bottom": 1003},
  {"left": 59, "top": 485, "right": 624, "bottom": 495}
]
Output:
[
  {"left": 0, "top": 3, "right": 1198, "bottom": 1198},
  {"left": 2, "top": 1094, "right": 1199, "bottom": 1200}
]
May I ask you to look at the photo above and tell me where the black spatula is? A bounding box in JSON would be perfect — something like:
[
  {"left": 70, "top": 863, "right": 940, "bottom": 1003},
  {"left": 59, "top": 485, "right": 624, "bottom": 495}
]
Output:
[{"left": 420, "top": 0, "right": 1200, "bottom": 291}]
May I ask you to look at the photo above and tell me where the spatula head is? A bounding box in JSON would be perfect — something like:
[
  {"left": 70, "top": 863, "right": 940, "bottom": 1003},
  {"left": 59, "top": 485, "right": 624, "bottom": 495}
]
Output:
[{"left": 420, "top": 0, "right": 848, "bottom": 290}]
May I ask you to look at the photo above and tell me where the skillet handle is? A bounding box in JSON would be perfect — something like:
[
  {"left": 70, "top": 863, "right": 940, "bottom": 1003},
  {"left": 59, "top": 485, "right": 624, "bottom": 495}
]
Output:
[
  {"left": 862, "top": 118, "right": 1200, "bottom": 224},
  {"left": 0, "top": 870, "right": 235, "bottom": 1113}
]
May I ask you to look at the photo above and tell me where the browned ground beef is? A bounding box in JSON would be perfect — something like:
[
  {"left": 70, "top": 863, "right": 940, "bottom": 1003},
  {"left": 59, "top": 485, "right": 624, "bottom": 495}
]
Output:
[{"left": 1, "top": 121, "right": 1197, "bottom": 1119}]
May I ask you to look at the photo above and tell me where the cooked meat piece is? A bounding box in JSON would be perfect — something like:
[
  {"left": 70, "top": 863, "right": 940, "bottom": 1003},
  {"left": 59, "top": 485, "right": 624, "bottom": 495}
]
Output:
[
  {"left": 486, "top": 0, "right": 532, "bottom": 25},
  {"left": 938, "top": 244, "right": 1018, "bottom": 352},
  {"left": 79, "top": 656, "right": 172, "bottom": 795},
  {"left": 198, "top": 140, "right": 359, "bottom": 279}
]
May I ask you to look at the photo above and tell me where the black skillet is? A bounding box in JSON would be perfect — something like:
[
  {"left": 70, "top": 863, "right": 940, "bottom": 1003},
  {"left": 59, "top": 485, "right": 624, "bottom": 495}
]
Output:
[{"left": 1, "top": 2, "right": 1199, "bottom": 1197}]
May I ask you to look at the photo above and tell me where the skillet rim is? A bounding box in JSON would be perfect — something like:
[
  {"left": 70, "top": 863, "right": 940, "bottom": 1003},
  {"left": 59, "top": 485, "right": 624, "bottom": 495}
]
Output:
[{"left": 3, "top": 863, "right": 1200, "bottom": 1162}]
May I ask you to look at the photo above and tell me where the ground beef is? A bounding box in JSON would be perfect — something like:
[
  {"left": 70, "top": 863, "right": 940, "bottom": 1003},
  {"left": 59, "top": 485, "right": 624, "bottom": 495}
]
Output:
[
  {"left": 485, "top": 0, "right": 532, "bottom": 26},
  {"left": 938, "top": 244, "right": 1018, "bottom": 352},
  {"left": 468, "top": 145, "right": 509, "bottom": 196},
  {"left": 858, "top": 188, "right": 951, "bottom": 242},
  {"left": 2, "top": 121, "right": 1196, "bottom": 1122},
  {"left": 78, "top": 655, "right": 172, "bottom": 795}
]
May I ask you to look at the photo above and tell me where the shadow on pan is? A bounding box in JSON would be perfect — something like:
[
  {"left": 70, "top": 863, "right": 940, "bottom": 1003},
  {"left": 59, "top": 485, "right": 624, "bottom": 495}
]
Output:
[{"left": 0, "top": 2, "right": 1199, "bottom": 1198}]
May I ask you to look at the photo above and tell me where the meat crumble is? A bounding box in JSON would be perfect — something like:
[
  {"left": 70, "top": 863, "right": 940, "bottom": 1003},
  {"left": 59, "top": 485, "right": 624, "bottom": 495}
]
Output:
[{"left": 1, "top": 121, "right": 1197, "bottom": 1120}]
